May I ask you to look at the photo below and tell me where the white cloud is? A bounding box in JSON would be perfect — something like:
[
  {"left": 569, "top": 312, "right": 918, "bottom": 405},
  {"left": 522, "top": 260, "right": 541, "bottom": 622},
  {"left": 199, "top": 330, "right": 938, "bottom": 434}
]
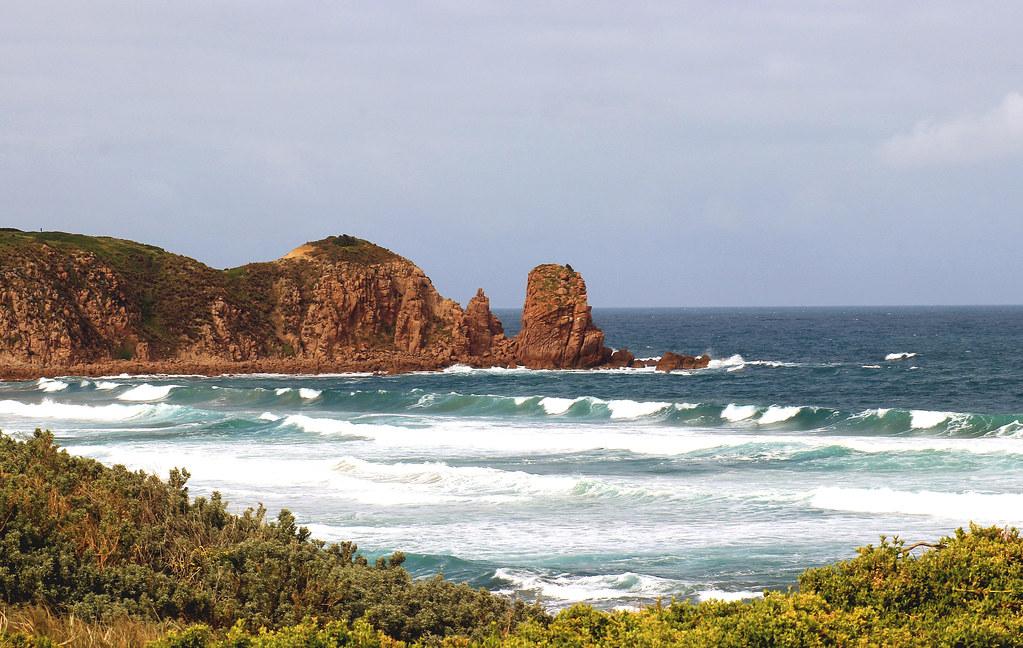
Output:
[{"left": 881, "top": 92, "right": 1023, "bottom": 166}]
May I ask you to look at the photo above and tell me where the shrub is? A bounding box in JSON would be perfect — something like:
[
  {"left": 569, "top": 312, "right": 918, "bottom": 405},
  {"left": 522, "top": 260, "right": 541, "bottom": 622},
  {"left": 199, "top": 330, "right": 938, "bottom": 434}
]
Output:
[{"left": 0, "top": 431, "right": 542, "bottom": 643}]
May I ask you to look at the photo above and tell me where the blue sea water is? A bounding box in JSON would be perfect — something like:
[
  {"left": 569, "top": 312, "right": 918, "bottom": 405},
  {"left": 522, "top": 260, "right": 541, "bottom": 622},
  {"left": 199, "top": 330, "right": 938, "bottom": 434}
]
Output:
[{"left": 2, "top": 306, "right": 1023, "bottom": 608}]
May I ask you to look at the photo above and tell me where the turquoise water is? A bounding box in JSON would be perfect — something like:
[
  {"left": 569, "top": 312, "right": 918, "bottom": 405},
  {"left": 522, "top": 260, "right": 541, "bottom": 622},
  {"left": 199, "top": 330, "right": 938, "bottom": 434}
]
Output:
[{"left": 2, "top": 306, "right": 1023, "bottom": 608}]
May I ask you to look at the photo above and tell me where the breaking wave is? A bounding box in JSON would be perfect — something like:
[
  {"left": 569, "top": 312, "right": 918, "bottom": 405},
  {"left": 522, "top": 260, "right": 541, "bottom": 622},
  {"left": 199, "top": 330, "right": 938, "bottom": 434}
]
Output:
[
  {"left": 885, "top": 352, "right": 917, "bottom": 361},
  {"left": 0, "top": 398, "right": 183, "bottom": 422},
  {"left": 37, "top": 377, "right": 69, "bottom": 392},
  {"left": 117, "top": 384, "right": 179, "bottom": 401}
]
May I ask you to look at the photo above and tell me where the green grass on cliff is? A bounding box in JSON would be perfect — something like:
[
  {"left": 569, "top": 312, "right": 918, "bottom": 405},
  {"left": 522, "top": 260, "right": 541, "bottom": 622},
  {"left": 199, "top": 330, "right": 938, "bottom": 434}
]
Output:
[
  {"left": 4, "top": 431, "right": 1023, "bottom": 647},
  {"left": 299, "top": 235, "right": 400, "bottom": 265}
]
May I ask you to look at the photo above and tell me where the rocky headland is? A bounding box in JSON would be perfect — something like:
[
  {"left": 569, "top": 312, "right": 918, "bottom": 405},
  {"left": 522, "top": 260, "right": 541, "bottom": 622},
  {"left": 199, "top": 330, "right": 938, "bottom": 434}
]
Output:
[{"left": 0, "top": 229, "right": 708, "bottom": 378}]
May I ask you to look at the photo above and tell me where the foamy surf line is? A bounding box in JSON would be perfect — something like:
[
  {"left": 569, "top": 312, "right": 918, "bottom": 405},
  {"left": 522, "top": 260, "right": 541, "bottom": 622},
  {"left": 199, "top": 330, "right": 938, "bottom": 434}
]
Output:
[
  {"left": 493, "top": 568, "right": 688, "bottom": 605},
  {"left": 809, "top": 487, "right": 1023, "bottom": 524},
  {"left": 276, "top": 413, "right": 1023, "bottom": 457},
  {"left": 0, "top": 398, "right": 184, "bottom": 422},
  {"left": 66, "top": 446, "right": 697, "bottom": 507},
  {"left": 492, "top": 568, "right": 763, "bottom": 608}
]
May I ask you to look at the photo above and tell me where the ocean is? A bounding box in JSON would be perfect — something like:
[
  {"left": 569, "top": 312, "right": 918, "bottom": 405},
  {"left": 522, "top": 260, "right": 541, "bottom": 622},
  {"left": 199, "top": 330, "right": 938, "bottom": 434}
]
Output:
[{"left": 2, "top": 306, "right": 1022, "bottom": 609}]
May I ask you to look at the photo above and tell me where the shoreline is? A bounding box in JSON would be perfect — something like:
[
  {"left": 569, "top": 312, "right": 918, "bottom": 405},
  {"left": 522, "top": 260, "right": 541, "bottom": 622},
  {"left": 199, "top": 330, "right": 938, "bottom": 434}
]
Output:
[
  {"left": 0, "top": 352, "right": 684, "bottom": 381},
  {"left": 0, "top": 355, "right": 495, "bottom": 381}
]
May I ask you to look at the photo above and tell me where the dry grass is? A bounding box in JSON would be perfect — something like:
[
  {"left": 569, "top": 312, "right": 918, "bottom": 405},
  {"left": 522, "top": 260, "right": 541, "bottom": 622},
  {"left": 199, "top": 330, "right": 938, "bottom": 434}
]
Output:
[{"left": 0, "top": 606, "right": 181, "bottom": 648}]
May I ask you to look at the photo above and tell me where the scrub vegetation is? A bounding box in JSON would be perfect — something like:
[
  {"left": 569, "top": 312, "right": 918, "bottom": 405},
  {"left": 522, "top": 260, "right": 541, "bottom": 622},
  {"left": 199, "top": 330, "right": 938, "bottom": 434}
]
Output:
[{"left": 3, "top": 431, "right": 1022, "bottom": 647}]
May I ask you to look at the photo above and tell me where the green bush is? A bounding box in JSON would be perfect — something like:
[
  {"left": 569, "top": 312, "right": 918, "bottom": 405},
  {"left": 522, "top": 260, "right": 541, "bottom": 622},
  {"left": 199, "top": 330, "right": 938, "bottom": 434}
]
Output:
[{"left": 0, "top": 431, "right": 541, "bottom": 643}]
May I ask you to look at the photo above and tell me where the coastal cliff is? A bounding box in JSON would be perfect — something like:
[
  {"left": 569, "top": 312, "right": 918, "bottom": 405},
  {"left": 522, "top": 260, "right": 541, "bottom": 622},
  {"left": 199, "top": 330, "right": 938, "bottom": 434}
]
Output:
[{"left": 0, "top": 229, "right": 703, "bottom": 377}]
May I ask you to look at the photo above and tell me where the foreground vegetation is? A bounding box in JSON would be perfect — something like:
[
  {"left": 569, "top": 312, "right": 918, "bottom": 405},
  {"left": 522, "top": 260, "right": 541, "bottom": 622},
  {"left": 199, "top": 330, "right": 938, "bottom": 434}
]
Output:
[{"left": 4, "top": 431, "right": 1023, "bottom": 646}]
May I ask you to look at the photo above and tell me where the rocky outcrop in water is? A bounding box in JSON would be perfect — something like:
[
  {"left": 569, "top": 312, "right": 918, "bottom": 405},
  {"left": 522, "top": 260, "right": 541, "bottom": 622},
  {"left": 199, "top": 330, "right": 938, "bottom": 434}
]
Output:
[
  {"left": 655, "top": 352, "right": 711, "bottom": 372},
  {"left": 514, "top": 264, "right": 612, "bottom": 369},
  {"left": 461, "top": 288, "right": 507, "bottom": 359}
]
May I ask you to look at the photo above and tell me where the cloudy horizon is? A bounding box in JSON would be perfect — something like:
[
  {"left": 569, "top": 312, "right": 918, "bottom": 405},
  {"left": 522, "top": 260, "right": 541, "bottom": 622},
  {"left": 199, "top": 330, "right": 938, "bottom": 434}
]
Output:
[{"left": 3, "top": 2, "right": 1021, "bottom": 307}]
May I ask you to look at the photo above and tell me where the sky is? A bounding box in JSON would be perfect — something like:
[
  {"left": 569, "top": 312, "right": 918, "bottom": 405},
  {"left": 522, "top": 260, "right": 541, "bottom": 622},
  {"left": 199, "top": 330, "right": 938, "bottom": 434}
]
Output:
[{"left": 2, "top": 2, "right": 1022, "bottom": 307}]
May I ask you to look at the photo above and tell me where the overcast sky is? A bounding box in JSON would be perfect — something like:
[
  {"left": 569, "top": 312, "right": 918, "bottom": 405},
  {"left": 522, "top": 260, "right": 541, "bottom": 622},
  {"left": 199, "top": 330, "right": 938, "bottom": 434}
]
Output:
[{"left": 3, "top": 2, "right": 1021, "bottom": 306}]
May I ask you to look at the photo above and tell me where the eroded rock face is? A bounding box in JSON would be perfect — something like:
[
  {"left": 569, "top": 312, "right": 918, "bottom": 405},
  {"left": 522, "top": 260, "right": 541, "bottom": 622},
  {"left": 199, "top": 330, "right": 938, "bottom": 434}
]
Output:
[
  {"left": 0, "top": 233, "right": 470, "bottom": 370},
  {"left": 605, "top": 348, "right": 636, "bottom": 369},
  {"left": 462, "top": 288, "right": 506, "bottom": 357},
  {"left": 0, "top": 246, "right": 139, "bottom": 366},
  {"left": 514, "top": 264, "right": 612, "bottom": 369}
]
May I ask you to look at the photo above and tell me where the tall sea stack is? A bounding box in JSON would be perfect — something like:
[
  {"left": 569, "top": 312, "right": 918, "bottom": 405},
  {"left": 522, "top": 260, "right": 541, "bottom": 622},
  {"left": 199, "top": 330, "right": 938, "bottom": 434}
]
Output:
[{"left": 514, "top": 264, "right": 612, "bottom": 369}]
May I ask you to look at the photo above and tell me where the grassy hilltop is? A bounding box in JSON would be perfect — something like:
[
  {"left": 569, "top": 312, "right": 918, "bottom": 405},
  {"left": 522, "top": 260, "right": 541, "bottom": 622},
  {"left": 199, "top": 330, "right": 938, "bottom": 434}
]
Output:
[{"left": 3, "top": 432, "right": 1023, "bottom": 646}]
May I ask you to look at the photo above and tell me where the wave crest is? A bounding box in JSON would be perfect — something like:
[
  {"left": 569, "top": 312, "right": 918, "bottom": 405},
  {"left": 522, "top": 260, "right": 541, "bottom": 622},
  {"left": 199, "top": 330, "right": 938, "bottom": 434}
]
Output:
[{"left": 117, "top": 384, "right": 178, "bottom": 401}]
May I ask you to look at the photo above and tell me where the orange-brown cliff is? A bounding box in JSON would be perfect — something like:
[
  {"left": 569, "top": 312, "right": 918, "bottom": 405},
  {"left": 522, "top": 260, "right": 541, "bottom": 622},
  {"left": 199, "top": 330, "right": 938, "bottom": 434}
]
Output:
[
  {"left": 0, "top": 230, "right": 702, "bottom": 378},
  {"left": 0, "top": 231, "right": 481, "bottom": 373}
]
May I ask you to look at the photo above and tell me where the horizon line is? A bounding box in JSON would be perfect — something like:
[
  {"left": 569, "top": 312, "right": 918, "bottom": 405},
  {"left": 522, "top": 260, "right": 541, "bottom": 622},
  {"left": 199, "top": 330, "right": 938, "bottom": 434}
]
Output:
[{"left": 490, "top": 303, "right": 1023, "bottom": 310}]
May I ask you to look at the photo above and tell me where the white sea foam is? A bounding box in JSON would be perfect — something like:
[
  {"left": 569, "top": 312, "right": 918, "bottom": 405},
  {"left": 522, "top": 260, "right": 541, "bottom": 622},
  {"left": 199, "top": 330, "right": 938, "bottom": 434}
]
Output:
[
  {"left": 494, "top": 568, "right": 685, "bottom": 605},
  {"left": 885, "top": 352, "right": 917, "bottom": 361},
  {"left": 299, "top": 388, "right": 322, "bottom": 400},
  {"left": 275, "top": 387, "right": 292, "bottom": 395},
  {"left": 36, "top": 377, "right": 69, "bottom": 392},
  {"left": 992, "top": 420, "right": 1023, "bottom": 436},
  {"left": 721, "top": 404, "right": 758, "bottom": 422},
  {"left": 708, "top": 354, "right": 745, "bottom": 369},
  {"left": 910, "top": 410, "right": 954, "bottom": 429},
  {"left": 849, "top": 408, "right": 890, "bottom": 421},
  {"left": 513, "top": 396, "right": 532, "bottom": 406},
  {"left": 758, "top": 406, "right": 802, "bottom": 425},
  {"left": 94, "top": 381, "right": 120, "bottom": 391},
  {"left": 607, "top": 400, "right": 670, "bottom": 419},
  {"left": 333, "top": 456, "right": 580, "bottom": 503},
  {"left": 281, "top": 414, "right": 363, "bottom": 436},
  {"left": 275, "top": 410, "right": 1023, "bottom": 457},
  {"left": 117, "top": 384, "right": 178, "bottom": 401},
  {"left": 539, "top": 397, "right": 583, "bottom": 415},
  {"left": 259, "top": 412, "right": 281, "bottom": 422},
  {"left": 439, "top": 364, "right": 535, "bottom": 375},
  {"left": 413, "top": 393, "right": 436, "bottom": 407},
  {"left": 747, "top": 360, "right": 804, "bottom": 368},
  {"left": 862, "top": 365, "right": 882, "bottom": 369},
  {"left": 809, "top": 487, "right": 1023, "bottom": 523},
  {"left": 0, "top": 398, "right": 177, "bottom": 422}
]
